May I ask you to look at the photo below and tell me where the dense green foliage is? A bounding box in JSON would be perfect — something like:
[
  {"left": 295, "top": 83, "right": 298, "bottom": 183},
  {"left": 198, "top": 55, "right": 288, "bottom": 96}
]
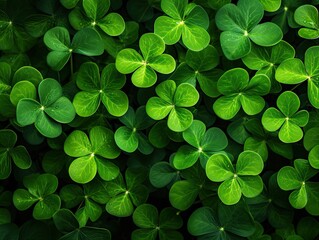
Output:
[{"left": 1, "top": 0, "right": 319, "bottom": 239}]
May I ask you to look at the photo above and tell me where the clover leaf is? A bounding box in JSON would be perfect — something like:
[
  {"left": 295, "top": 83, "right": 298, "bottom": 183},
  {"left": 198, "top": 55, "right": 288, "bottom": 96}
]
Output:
[
  {"left": 172, "top": 120, "right": 228, "bottom": 170},
  {"left": 277, "top": 159, "right": 319, "bottom": 214},
  {"left": 154, "top": 0, "right": 210, "bottom": 51},
  {"left": 146, "top": 80, "right": 199, "bottom": 132},
  {"left": 73, "top": 62, "right": 128, "bottom": 117},
  {"left": 132, "top": 204, "right": 183, "bottom": 240},
  {"left": 187, "top": 200, "right": 256, "bottom": 239},
  {"left": 69, "top": 0, "right": 125, "bottom": 36},
  {"left": 0, "top": 62, "right": 12, "bottom": 94},
  {"left": 13, "top": 174, "right": 61, "bottom": 220},
  {"left": 275, "top": 46, "right": 319, "bottom": 108},
  {"left": 149, "top": 161, "right": 181, "bottom": 188},
  {"left": 43, "top": 26, "right": 104, "bottom": 71},
  {"left": 244, "top": 118, "right": 293, "bottom": 161},
  {"left": 53, "top": 209, "right": 111, "bottom": 240},
  {"left": 213, "top": 68, "right": 271, "bottom": 120},
  {"left": 64, "top": 126, "right": 120, "bottom": 184},
  {"left": 114, "top": 106, "right": 154, "bottom": 154},
  {"left": 242, "top": 40, "right": 295, "bottom": 93},
  {"left": 60, "top": 179, "right": 110, "bottom": 227},
  {"left": 0, "top": 129, "right": 31, "bottom": 179},
  {"left": 206, "top": 151, "right": 264, "bottom": 205},
  {"left": 105, "top": 168, "right": 149, "bottom": 217},
  {"left": 262, "top": 91, "right": 309, "bottom": 143},
  {"left": 16, "top": 78, "right": 76, "bottom": 138},
  {"left": 260, "top": 0, "right": 281, "bottom": 12},
  {"left": 294, "top": 5, "right": 319, "bottom": 39},
  {"left": 115, "top": 33, "right": 176, "bottom": 88},
  {"left": 215, "top": 0, "right": 283, "bottom": 60},
  {"left": 170, "top": 45, "right": 223, "bottom": 97}
]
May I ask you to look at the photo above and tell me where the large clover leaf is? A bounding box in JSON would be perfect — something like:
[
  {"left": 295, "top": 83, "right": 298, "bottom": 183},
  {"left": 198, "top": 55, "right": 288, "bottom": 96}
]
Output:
[
  {"left": 262, "top": 91, "right": 309, "bottom": 143},
  {"left": 64, "top": 126, "right": 120, "bottom": 184},
  {"left": 132, "top": 204, "right": 183, "bottom": 240},
  {"left": 69, "top": 0, "right": 125, "bottom": 36},
  {"left": 277, "top": 159, "right": 319, "bottom": 215},
  {"left": 215, "top": 0, "right": 283, "bottom": 60},
  {"left": 0, "top": 129, "right": 31, "bottom": 179},
  {"left": 276, "top": 46, "right": 319, "bottom": 108},
  {"left": 206, "top": 151, "right": 264, "bottom": 205},
  {"left": 187, "top": 200, "right": 256, "bottom": 239},
  {"left": 213, "top": 68, "right": 271, "bottom": 120},
  {"left": 13, "top": 174, "right": 61, "bottom": 220},
  {"left": 154, "top": 0, "right": 210, "bottom": 51},
  {"left": 242, "top": 40, "right": 295, "bottom": 93},
  {"left": 73, "top": 62, "right": 128, "bottom": 117},
  {"left": 146, "top": 80, "right": 199, "bottom": 132},
  {"left": 172, "top": 120, "right": 228, "bottom": 170},
  {"left": 105, "top": 168, "right": 149, "bottom": 217},
  {"left": 170, "top": 45, "right": 223, "bottom": 97},
  {"left": 294, "top": 5, "right": 319, "bottom": 39},
  {"left": 44, "top": 26, "right": 104, "bottom": 71},
  {"left": 114, "top": 106, "right": 154, "bottom": 154},
  {"left": 115, "top": 33, "right": 176, "bottom": 88},
  {"left": 16, "top": 78, "right": 76, "bottom": 138}
]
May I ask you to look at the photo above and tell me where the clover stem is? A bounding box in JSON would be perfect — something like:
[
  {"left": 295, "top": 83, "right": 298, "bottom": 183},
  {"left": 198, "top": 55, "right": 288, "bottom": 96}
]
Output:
[
  {"left": 290, "top": 82, "right": 303, "bottom": 91},
  {"left": 70, "top": 53, "right": 74, "bottom": 78}
]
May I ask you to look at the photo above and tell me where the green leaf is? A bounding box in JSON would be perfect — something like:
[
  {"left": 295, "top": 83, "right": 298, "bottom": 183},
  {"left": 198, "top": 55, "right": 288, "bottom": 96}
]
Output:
[
  {"left": 16, "top": 99, "right": 41, "bottom": 126},
  {"left": 72, "top": 28, "right": 104, "bottom": 56},
  {"left": 68, "top": 155, "right": 97, "bottom": 184},
  {"left": 304, "top": 127, "right": 319, "bottom": 151},
  {"left": 249, "top": 22, "right": 283, "bottom": 46},
  {"left": 161, "top": 0, "right": 187, "bottom": 19},
  {"left": 10, "top": 146, "right": 31, "bottom": 170},
  {"left": 305, "top": 46, "right": 319, "bottom": 77},
  {"left": 213, "top": 95, "right": 241, "bottom": 120},
  {"left": 279, "top": 121, "right": 304, "bottom": 143},
  {"left": 35, "top": 111, "right": 62, "bottom": 138},
  {"left": 45, "top": 97, "right": 76, "bottom": 124},
  {"left": 309, "top": 145, "right": 319, "bottom": 169},
  {"left": 173, "top": 145, "right": 200, "bottom": 170},
  {"left": 76, "top": 62, "right": 100, "bottom": 91},
  {"left": 132, "top": 65, "right": 157, "bottom": 88},
  {"left": 149, "top": 162, "right": 178, "bottom": 188},
  {"left": 64, "top": 130, "right": 92, "bottom": 157},
  {"left": 215, "top": 3, "right": 246, "bottom": 32},
  {"left": 159, "top": 207, "right": 183, "bottom": 229},
  {"left": 154, "top": 16, "right": 183, "bottom": 45},
  {"left": 0, "top": 129, "right": 17, "bottom": 148},
  {"left": 106, "top": 193, "right": 134, "bottom": 217},
  {"left": 217, "top": 68, "right": 249, "bottom": 95},
  {"left": 0, "top": 151, "right": 10, "bottom": 179},
  {"left": 131, "top": 229, "right": 157, "bottom": 240},
  {"left": 13, "top": 189, "right": 37, "bottom": 211},
  {"left": 259, "top": 0, "right": 281, "bottom": 12},
  {"left": 83, "top": 0, "right": 110, "bottom": 20},
  {"left": 186, "top": 45, "right": 219, "bottom": 71},
  {"left": 261, "top": 107, "right": 285, "bottom": 131},
  {"left": 237, "top": 0, "right": 264, "bottom": 30},
  {"left": 219, "top": 31, "right": 251, "bottom": 60},
  {"left": 201, "top": 127, "right": 228, "bottom": 152},
  {"left": 115, "top": 49, "right": 143, "bottom": 74},
  {"left": 169, "top": 180, "right": 200, "bottom": 210},
  {"left": 277, "top": 91, "right": 300, "bottom": 116},
  {"left": 218, "top": 178, "right": 242, "bottom": 205},
  {"left": 148, "top": 54, "right": 176, "bottom": 74},
  {"left": 182, "top": 25, "right": 210, "bottom": 51},
  {"left": 168, "top": 107, "right": 193, "bottom": 132},
  {"left": 275, "top": 58, "right": 308, "bottom": 84},
  {"left": 90, "top": 126, "right": 120, "bottom": 159},
  {"left": 289, "top": 186, "right": 307, "bottom": 209},
  {"left": 294, "top": 5, "right": 319, "bottom": 29},
  {"left": 146, "top": 97, "right": 173, "bottom": 120},
  {"left": 73, "top": 91, "right": 100, "bottom": 117},
  {"left": 139, "top": 33, "right": 165, "bottom": 60},
  {"left": 10, "top": 81, "right": 36, "bottom": 106},
  {"left": 206, "top": 153, "right": 234, "bottom": 182},
  {"left": 236, "top": 151, "right": 264, "bottom": 175},
  {"left": 133, "top": 204, "right": 158, "bottom": 228},
  {"left": 174, "top": 83, "right": 199, "bottom": 107},
  {"left": 53, "top": 209, "right": 79, "bottom": 234},
  {"left": 33, "top": 194, "right": 61, "bottom": 220},
  {"left": 114, "top": 126, "right": 139, "bottom": 153},
  {"left": 43, "top": 26, "right": 70, "bottom": 51},
  {"left": 237, "top": 176, "right": 263, "bottom": 198},
  {"left": 38, "top": 78, "right": 63, "bottom": 106},
  {"left": 46, "top": 51, "right": 71, "bottom": 71},
  {"left": 277, "top": 166, "right": 302, "bottom": 191},
  {"left": 155, "top": 80, "right": 176, "bottom": 103},
  {"left": 183, "top": 120, "right": 206, "bottom": 147}
]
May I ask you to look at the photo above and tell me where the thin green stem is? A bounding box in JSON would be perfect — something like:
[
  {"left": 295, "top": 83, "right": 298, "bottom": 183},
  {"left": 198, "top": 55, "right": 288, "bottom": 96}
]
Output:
[
  {"left": 70, "top": 53, "right": 74, "bottom": 78},
  {"left": 290, "top": 82, "right": 303, "bottom": 91}
]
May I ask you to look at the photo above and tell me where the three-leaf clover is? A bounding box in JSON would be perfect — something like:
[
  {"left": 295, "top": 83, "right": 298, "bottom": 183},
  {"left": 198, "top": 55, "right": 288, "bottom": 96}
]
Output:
[
  {"left": 275, "top": 46, "right": 319, "bottom": 108},
  {"left": 154, "top": 0, "right": 210, "bottom": 51},
  {"left": 16, "top": 78, "right": 76, "bottom": 138},
  {"left": 73, "top": 62, "right": 128, "bottom": 117},
  {"left": 0, "top": 129, "right": 31, "bottom": 179},
  {"left": 173, "top": 120, "right": 228, "bottom": 170},
  {"left": 64, "top": 126, "right": 121, "bottom": 184},
  {"left": 132, "top": 204, "right": 183, "bottom": 240},
  {"left": 206, "top": 151, "right": 264, "bottom": 205},
  {"left": 43, "top": 26, "right": 104, "bottom": 71},
  {"left": 187, "top": 200, "right": 256, "bottom": 239},
  {"left": 277, "top": 159, "right": 319, "bottom": 215},
  {"left": 114, "top": 106, "right": 154, "bottom": 154},
  {"left": 262, "top": 91, "right": 309, "bottom": 143},
  {"left": 215, "top": 0, "right": 283, "bottom": 60},
  {"left": 68, "top": 0, "right": 125, "bottom": 36},
  {"left": 294, "top": 5, "right": 319, "bottom": 39},
  {"left": 242, "top": 40, "right": 295, "bottom": 93},
  {"left": 105, "top": 168, "right": 149, "bottom": 217},
  {"left": 213, "top": 68, "right": 271, "bottom": 120},
  {"left": 115, "top": 33, "right": 176, "bottom": 88},
  {"left": 13, "top": 174, "right": 61, "bottom": 220},
  {"left": 170, "top": 45, "right": 223, "bottom": 97},
  {"left": 146, "top": 80, "right": 199, "bottom": 132},
  {"left": 53, "top": 209, "right": 111, "bottom": 240}
]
